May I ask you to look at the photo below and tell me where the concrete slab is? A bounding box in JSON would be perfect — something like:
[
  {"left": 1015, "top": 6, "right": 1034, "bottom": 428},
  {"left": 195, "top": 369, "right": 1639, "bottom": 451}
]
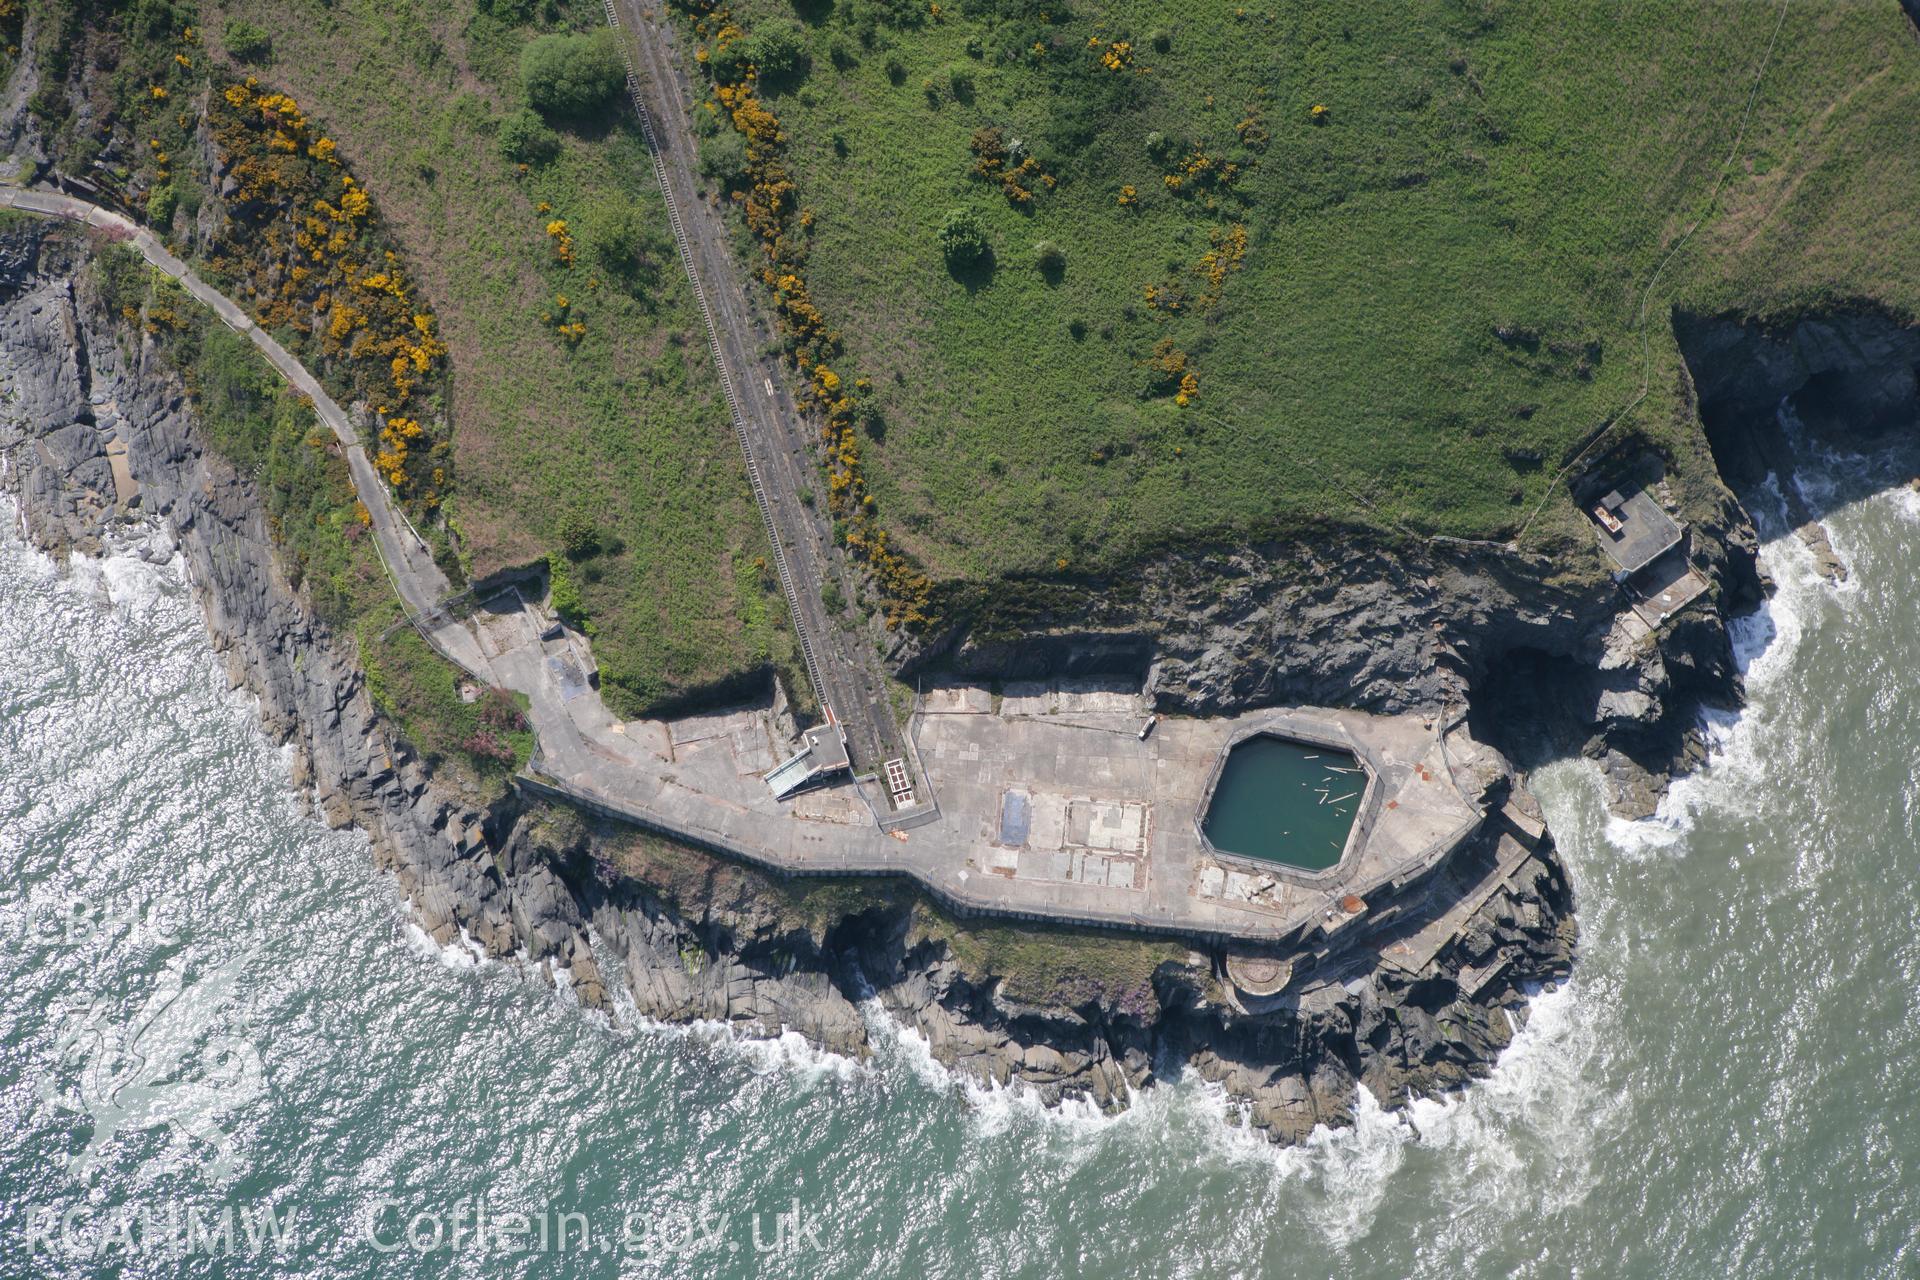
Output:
[
  {"left": 792, "top": 788, "right": 873, "bottom": 827},
  {"left": 1633, "top": 561, "right": 1711, "bottom": 628},
  {"left": 996, "top": 789, "right": 1032, "bottom": 846},
  {"left": 1000, "top": 681, "right": 1054, "bottom": 717},
  {"left": 924, "top": 682, "right": 992, "bottom": 714},
  {"left": 103, "top": 437, "right": 138, "bottom": 512},
  {"left": 1068, "top": 798, "right": 1149, "bottom": 854},
  {"left": 1591, "top": 486, "right": 1683, "bottom": 574}
]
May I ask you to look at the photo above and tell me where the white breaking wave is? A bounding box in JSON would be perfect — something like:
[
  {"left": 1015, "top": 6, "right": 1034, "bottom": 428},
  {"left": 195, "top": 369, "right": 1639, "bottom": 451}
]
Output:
[
  {"left": 1604, "top": 473, "right": 1842, "bottom": 857},
  {"left": 399, "top": 919, "right": 493, "bottom": 971},
  {"left": 593, "top": 961, "right": 868, "bottom": 1086}
]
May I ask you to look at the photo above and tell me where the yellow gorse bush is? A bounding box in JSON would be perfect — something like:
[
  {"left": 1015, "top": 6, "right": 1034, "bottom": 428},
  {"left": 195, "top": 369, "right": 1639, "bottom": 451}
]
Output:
[
  {"left": 205, "top": 80, "right": 449, "bottom": 503},
  {"left": 686, "top": 0, "right": 934, "bottom": 630}
]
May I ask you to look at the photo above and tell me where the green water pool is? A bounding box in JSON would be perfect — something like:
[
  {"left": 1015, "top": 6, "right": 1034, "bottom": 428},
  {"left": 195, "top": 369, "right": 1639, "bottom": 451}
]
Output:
[{"left": 1201, "top": 734, "right": 1367, "bottom": 871}]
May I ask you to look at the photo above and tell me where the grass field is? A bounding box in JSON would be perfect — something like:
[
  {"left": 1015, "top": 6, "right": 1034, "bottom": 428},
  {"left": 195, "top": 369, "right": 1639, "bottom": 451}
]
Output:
[
  {"left": 196, "top": 0, "right": 795, "bottom": 713},
  {"left": 26, "top": 0, "right": 799, "bottom": 714},
  {"left": 692, "top": 0, "right": 1920, "bottom": 579}
]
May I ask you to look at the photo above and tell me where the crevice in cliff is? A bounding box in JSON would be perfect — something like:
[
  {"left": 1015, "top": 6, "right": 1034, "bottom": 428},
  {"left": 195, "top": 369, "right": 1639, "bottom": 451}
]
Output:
[{"left": 1678, "top": 306, "right": 1920, "bottom": 526}]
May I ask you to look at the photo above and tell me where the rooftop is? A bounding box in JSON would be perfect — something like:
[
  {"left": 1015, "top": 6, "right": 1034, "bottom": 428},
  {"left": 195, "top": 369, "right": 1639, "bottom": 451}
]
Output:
[{"left": 1588, "top": 485, "right": 1684, "bottom": 575}]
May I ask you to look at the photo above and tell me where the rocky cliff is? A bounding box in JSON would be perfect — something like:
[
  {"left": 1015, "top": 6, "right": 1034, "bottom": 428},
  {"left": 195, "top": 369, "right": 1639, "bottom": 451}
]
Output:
[
  {"left": 905, "top": 485, "right": 1753, "bottom": 819},
  {"left": 0, "top": 218, "right": 1587, "bottom": 1142},
  {"left": 904, "top": 305, "right": 1920, "bottom": 826}
]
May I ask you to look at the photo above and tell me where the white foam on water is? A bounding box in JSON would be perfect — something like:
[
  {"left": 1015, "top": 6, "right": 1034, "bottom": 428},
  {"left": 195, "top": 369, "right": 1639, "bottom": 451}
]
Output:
[
  {"left": 681, "top": 1018, "right": 867, "bottom": 1084},
  {"left": 1258, "top": 975, "right": 1613, "bottom": 1247},
  {"left": 593, "top": 969, "right": 867, "bottom": 1086},
  {"left": 858, "top": 998, "right": 957, "bottom": 1096},
  {"left": 850, "top": 964, "right": 1614, "bottom": 1251},
  {"left": 1884, "top": 480, "right": 1920, "bottom": 527},
  {"left": 957, "top": 1065, "right": 1129, "bottom": 1141},
  {"left": 400, "top": 920, "right": 493, "bottom": 971},
  {"left": 1604, "top": 475, "right": 1841, "bottom": 857}
]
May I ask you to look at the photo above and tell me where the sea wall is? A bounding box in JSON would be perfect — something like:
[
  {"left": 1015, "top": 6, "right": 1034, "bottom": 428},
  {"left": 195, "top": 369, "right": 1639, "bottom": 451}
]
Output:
[{"left": 1, "top": 219, "right": 1577, "bottom": 1143}]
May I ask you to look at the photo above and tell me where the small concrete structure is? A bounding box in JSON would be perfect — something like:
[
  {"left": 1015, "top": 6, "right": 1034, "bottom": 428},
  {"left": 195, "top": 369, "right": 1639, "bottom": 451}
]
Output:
[
  {"left": 1589, "top": 486, "right": 1684, "bottom": 576},
  {"left": 1628, "top": 546, "right": 1712, "bottom": 626},
  {"left": 1224, "top": 952, "right": 1294, "bottom": 998},
  {"left": 765, "top": 723, "right": 851, "bottom": 798}
]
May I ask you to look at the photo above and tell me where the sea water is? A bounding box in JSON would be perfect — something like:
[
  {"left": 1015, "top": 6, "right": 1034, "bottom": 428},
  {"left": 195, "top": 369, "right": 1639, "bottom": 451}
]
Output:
[{"left": 4, "top": 434, "right": 1920, "bottom": 1276}]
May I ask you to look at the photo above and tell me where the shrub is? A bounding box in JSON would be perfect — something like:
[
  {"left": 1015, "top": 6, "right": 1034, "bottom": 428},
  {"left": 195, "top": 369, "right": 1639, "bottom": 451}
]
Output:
[
  {"left": 938, "top": 207, "right": 989, "bottom": 268},
  {"left": 146, "top": 183, "right": 178, "bottom": 230},
  {"left": 546, "top": 553, "right": 589, "bottom": 628},
  {"left": 222, "top": 18, "right": 273, "bottom": 64},
  {"left": 520, "top": 31, "right": 626, "bottom": 119},
  {"left": 885, "top": 56, "right": 906, "bottom": 85},
  {"left": 947, "top": 65, "right": 974, "bottom": 102},
  {"left": 712, "top": 21, "right": 806, "bottom": 83},
  {"left": 477, "top": 0, "right": 545, "bottom": 22},
  {"left": 697, "top": 128, "right": 750, "bottom": 188},
  {"left": 749, "top": 22, "right": 808, "bottom": 80},
  {"left": 581, "top": 200, "right": 663, "bottom": 281},
  {"left": 1032, "top": 240, "right": 1065, "bottom": 277},
  {"left": 558, "top": 511, "right": 601, "bottom": 559},
  {"left": 497, "top": 108, "right": 560, "bottom": 165}
]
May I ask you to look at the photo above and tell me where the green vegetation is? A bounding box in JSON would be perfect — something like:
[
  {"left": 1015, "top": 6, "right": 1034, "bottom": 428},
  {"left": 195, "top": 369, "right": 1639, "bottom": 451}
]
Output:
[
  {"left": 578, "top": 197, "right": 668, "bottom": 286},
  {"left": 194, "top": 0, "right": 800, "bottom": 715},
  {"left": 689, "top": 0, "right": 1920, "bottom": 587},
  {"left": 936, "top": 207, "right": 990, "bottom": 270},
  {"left": 221, "top": 17, "right": 273, "bottom": 65},
  {"left": 89, "top": 246, "right": 528, "bottom": 787},
  {"left": 365, "top": 627, "right": 536, "bottom": 778},
  {"left": 709, "top": 19, "right": 806, "bottom": 83},
  {"left": 26, "top": 0, "right": 802, "bottom": 719},
  {"left": 907, "top": 905, "right": 1188, "bottom": 1015},
  {"left": 519, "top": 28, "right": 625, "bottom": 118},
  {"left": 56, "top": 0, "right": 794, "bottom": 717},
  {"left": 497, "top": 107, "right": 560, "bottom": 164}
]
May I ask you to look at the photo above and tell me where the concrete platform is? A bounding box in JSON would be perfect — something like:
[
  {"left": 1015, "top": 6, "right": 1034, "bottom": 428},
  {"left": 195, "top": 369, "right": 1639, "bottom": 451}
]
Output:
[
  {"left": 1630, "top": 549, "right": 1711, "bottom": 627},
  {"left": 500, "top": 640, "right": 1491, "bottom": 942}
]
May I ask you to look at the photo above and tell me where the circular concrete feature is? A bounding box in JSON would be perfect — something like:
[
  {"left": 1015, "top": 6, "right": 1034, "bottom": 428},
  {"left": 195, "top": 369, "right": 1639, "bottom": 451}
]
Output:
[{"left": 1225, "top": 952, "right": 1294, "bottom": 998}]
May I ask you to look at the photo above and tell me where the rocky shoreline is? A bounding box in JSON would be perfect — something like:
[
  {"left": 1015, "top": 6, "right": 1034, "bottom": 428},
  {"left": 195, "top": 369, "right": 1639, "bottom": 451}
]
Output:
[{"left": 9, "top": 216, "right": 1910, "bottom": 1143}]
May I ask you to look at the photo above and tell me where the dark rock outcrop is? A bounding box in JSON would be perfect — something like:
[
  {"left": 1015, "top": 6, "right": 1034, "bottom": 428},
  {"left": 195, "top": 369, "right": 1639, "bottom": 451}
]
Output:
[{"left": 1, "top": 218, "right": 1578, "bottom": 1144}]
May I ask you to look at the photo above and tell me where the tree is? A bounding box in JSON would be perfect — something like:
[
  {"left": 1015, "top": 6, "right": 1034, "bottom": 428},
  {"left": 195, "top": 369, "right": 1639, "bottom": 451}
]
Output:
[
  {"left": 748, "top": 22, "right": 808, "bottom": 80},
  {"left": 497, "top": 108, "right": 560, "bottom": 165},
  {"left": 146, "top": 183, "right": 178, "bottom": 230},
  {"left": 520, "top": 31, "right": 625, "bottom": 119},
  {"left": 222, "top": 18, "right": 272, "bottom": 64},
  {"left": 938, "top": 208, "right": 990, "bottom": 269},
  {"left": 477, "top": 0, "right": 546, "bottom": 22},
  {"left": 697, "top": 128, "right": 749, "bottom": 188},
  {"left": 711, "top": 22, "right": 806, "bottom": 84}
]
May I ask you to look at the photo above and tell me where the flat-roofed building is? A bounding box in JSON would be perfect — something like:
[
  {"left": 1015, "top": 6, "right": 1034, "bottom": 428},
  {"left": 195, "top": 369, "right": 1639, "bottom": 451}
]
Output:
[{"left": 1589, "top": 486, "right": 1683, "bottom": 577}]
